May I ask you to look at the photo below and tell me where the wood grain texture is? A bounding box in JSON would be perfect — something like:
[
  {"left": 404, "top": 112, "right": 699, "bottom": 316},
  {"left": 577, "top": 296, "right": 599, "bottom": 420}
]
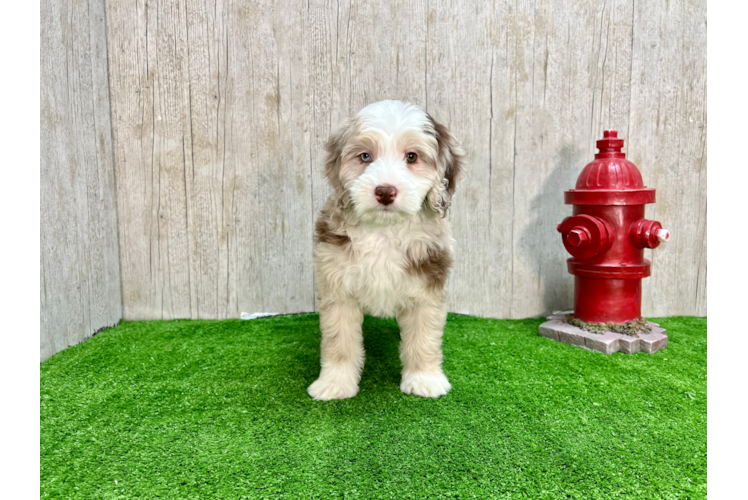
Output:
[
  {"left": 41, "top": 0, "right": 122, "bottom": 361},
  {"left": 106, "top": 0, "right": 707, "bottom": 320}
]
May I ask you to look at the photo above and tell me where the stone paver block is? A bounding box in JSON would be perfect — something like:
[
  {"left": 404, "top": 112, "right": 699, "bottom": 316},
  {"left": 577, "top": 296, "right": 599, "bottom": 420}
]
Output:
[
  {"left": 558, "top": 328, "right": 587, "bottom": 347},
  {"left": 584, "top": 332, "right": 620, "bottom": 354},
  {"left": 617, "top": 335, "right": 640, "bottom": 354},
  {"left": 538, "top": 315, "right": 667, "bottom": 354},
  {"left": 639, "top": 331, "right": 668, "bottom": 353},
  {"left": 538, "top": 324, "right": 559, "bottom": 341}
]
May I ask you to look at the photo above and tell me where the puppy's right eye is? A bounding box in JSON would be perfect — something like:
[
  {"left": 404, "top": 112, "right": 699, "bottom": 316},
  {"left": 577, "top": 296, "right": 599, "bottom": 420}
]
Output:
[{"left": 360, "top": 153, "right": 372, "bottom": 163}]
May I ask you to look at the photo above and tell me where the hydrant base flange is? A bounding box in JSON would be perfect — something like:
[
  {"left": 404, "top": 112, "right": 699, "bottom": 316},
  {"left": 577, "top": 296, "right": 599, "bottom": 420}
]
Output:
[{"left": 538, "top": 315, "right": 668, "bottom": 354}]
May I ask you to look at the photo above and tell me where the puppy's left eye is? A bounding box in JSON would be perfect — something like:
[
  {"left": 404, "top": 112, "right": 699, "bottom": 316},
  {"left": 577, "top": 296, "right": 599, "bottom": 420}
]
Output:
[
  {"left": 360, "top": 152, "right": 372, "bottom": 163},
  {"left": 406, "top": 152, "right": 418, "bottom": 163}
]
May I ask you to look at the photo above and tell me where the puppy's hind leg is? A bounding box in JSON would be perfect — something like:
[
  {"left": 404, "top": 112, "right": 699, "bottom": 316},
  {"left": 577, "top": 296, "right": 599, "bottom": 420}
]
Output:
[
  {"left": 397, "top": 302, "right": 452, "bottom": 398},
  {"left": 308, "top": 301, "right": 365, "bottom": 401}
]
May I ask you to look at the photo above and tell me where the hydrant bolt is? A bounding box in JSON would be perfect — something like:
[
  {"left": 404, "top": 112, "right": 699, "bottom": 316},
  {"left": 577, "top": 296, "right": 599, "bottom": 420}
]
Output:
[{"left": 568, "top": 228, "right": 590, "bottom": 247}]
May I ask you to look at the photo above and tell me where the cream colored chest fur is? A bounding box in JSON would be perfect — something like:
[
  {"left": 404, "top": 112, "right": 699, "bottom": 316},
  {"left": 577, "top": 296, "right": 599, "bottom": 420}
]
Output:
[{"left": 315, "top": 216, "right": 450, "bottom": 317}]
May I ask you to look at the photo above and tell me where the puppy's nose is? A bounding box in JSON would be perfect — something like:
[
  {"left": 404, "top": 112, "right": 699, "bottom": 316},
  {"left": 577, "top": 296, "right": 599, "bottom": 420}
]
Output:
[{"left": 375, "top": 185, "right": 397, "bottom": 206}]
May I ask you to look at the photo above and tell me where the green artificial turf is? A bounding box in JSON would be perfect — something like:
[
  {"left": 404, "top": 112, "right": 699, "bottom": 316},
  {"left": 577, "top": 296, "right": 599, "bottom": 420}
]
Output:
[{"left": 41, "top": 314, "right": 706, "bottom": 499}]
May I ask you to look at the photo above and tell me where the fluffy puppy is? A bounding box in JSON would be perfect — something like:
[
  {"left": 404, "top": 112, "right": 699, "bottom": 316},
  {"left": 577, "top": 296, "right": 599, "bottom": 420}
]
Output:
[{"left": 308, "top": 100, "right": 464, "bottom": 400}]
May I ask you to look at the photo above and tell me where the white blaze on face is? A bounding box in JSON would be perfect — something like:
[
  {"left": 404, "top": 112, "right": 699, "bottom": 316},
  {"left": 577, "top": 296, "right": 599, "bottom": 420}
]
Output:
[{"left": 343, "top": 101, "right": 440, "bottom": 225}]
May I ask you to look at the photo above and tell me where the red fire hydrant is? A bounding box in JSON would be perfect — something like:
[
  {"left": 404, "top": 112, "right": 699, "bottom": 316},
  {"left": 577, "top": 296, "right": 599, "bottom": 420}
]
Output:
[{"left": 557, "top": 130, "right": 670, "bottom": 324}]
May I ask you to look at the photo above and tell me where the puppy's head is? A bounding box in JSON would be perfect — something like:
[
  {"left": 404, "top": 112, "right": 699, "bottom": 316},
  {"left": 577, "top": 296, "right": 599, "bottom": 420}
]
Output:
[{"left": 324, "top": 100, "right": 463, "bottom": 225}]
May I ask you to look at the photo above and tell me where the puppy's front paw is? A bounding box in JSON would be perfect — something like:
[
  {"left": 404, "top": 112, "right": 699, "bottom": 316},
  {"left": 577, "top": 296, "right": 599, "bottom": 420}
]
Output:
[
  {"left": 400, "top": 371, "right": 452, "bottom": 398},
  {"left": 307, "top": 378, "right": 358, "bottom": 400},
  {"left": 308, "top": 365, "right": 360, "bottom": 401}
]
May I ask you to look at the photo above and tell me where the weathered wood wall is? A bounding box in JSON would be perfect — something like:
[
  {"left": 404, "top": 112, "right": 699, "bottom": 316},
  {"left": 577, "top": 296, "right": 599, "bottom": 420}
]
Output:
[
  {"left": 41, "top": 0, "right": 122, "bottom": 360},
  {"left": 105, "top": 0, "right": 707, "bottom": 320}
]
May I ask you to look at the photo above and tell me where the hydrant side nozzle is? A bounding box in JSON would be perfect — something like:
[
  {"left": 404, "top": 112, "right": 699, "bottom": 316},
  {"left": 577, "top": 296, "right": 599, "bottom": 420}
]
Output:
[
  {"left": 629, "top": 219, "right": 667, "bottom": 249},
  {"left": 558, "top": 214, "right": 615, "bottom": 260}
]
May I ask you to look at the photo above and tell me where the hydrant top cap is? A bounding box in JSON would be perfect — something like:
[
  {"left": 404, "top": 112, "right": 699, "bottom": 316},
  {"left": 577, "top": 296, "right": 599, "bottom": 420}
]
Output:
[
  {"left": 573, "top": 130, "right": 647, "bottom": 192},
  {"left": 566, "top": 131, "right": 655, "bottom": 205}
]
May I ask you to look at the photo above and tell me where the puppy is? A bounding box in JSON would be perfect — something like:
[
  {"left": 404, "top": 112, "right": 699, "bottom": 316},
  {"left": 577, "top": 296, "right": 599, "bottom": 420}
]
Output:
[{"left": 308, "top": 100, "right": 464, "bottom": 400}]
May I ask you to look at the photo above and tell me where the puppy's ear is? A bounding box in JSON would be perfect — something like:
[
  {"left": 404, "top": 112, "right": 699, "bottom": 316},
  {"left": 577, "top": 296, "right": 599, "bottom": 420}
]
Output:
[
  {"left": 323, "top": 120, "right": 353, "bottom": 209},
  {"left": 426, "top": 115, "right": 465, "bottom": 217}
]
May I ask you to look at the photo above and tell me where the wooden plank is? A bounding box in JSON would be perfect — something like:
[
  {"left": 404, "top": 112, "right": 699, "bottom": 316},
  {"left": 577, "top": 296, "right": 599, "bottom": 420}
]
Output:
[
  {"left": 41, "top": 0, "right": 122, "bottom": 360},
  {"left": 505, "top": 0, "right": 636, "bottom": 318},
  {"left": 108, "top": 0, "right": 319, "bottom": 319},
  {"left": 628, "top": 0, "right": 708, "bottom": 317},
  {"left": 425, "top": 0, "right": 505, "bottom": 316},
  {"left": 182, "top": 0, "right": 230, "bottom": 318},
  {"left": 107, "top": 0, "right": 198, "bottom": 319},
  {"left": 229, "top": 0, "right": 316, "bottom": 314}
]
